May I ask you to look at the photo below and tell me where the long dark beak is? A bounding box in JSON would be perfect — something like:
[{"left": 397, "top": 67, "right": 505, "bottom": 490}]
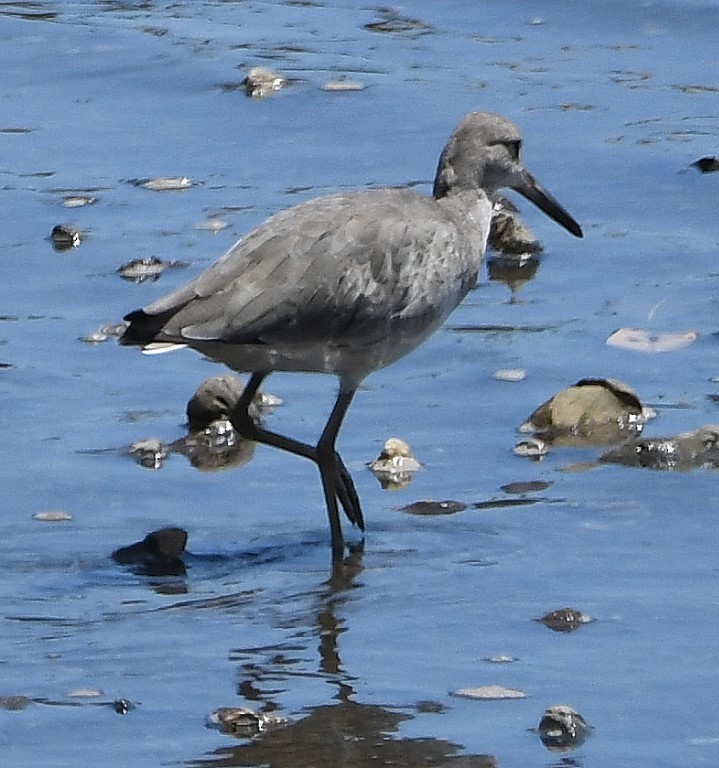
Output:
[{"left": 515, "top": 170, "right": 583, "bottom": 238}]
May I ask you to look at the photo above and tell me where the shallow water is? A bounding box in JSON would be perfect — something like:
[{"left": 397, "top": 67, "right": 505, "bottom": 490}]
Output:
[{"left": 1, "top": 1, "right": 719, "bottom": 766}]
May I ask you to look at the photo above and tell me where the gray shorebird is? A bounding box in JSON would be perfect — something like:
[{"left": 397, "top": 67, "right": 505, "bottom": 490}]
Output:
[{"left": 120, "top": 111, "right": 583, "bottom": 559}]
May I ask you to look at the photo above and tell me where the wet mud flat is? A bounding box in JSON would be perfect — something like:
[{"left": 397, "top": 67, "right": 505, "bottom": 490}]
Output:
[{"left": 1, "top": 1, "right": 719, "bottom": 766}]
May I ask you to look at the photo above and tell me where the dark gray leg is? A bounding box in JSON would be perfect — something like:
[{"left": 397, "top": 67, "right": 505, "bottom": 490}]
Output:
[{"left": 230, "top": 374, "right": 363, "bottom": 554}]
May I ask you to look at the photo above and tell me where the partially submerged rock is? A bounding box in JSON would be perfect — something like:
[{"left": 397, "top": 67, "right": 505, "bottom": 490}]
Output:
[
  {"left": 692, "top": 156, "right": 719, "bottom": 173},
  {"left": 208, "top": 706, "right": 288, "bottom": 738},
  {"left": 117, "top": 256, "right": 188, "bottom": 283},
  {"left": 521, "top": 378, "right": 647, "bottom": 446},
  {"left": 398, "top": 499, "right": 466, "bottom": 516},
  {"left": 512, "top": 437, "right": 548, "bottom": 459},
  {"left": 607, "top": 327, "right": 698, "bottom": 353},
  {"left": 488, "top": 196, "right": 543, "bottom": 257},
  {"left": 452, "top": 685, "right": 526, "bottom": 700},
  {"left": 82, "top": 322, "right": 127, "bottom": 344},
  {"left": 136, "top": 176, "right": 192, "bottom": 191},
  {"left": 129, "top": 438, "right": 168, "bottom": 469},
  {"left": 242, "top": 67, "right": 285, "bottom": 99},
  {"left": 321, "top": 79, "right": 365, "bottom": 92},
  {"left": 368, "top": 437, "right": 421, "bottom": 490},
  {"left": 537, "top": 705, "right": 591, "bottom": 752},
  {"left": 186, "top": 375, "right": 282, "bottom": 431},
  {"left": 50, "top": 224, "right": 83, "bottom": 251},
  {"left": 112, "top": 527, "right": 188, "bottom": 576},
  {"left": 600, "top": 424, "right": 719, "bottom": 471},
  {"left": 187, "top": 375, "right": 246, "bottom": 432},
  {"left": 363, "top": 8, "right": 432, "bottom": 35},
  {"left": 537, "top": 607, "right": 593, "bottom": 632}
]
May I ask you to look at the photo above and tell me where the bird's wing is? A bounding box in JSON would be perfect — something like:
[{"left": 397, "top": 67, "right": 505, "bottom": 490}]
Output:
[{"left": 140, "top": 189, "right": 468, "bottom": 347}]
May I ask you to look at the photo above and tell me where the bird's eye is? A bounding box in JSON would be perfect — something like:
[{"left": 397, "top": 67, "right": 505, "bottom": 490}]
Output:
[{"left": 505, "top": 140, "right": 521, "bottom": 160}]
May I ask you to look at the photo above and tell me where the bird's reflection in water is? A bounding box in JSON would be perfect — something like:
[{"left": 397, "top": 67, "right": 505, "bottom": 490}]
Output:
[{"left": 188, "top": 549, "right": 497, "bottom": 768}]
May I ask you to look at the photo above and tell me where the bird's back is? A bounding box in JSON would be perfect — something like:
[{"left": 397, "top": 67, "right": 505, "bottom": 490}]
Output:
[{"left": 122, "top": 186, "right": 491, "bottom": 383}]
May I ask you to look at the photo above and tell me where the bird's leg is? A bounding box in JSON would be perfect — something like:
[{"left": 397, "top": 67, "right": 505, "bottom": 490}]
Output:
[
  {"left": 316, "top": 389, "right": 357, "bottom": 560},
  {"left": 230, "top": 375, "right": 363, "bottom": 538}
]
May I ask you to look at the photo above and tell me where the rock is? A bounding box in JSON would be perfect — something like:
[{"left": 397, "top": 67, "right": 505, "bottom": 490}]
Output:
[
  {"left": 50, "top": 224, "right": 83, "bottom": 251},
  {"left": 600, "top": 424, "right": 719, "bottom": 471},
  {"left": 137, "top": 176, "right": 191, "bottom": 191},
  {"left": 62, "top": 195, "right": 96, "bottom": 208},
  {"left": 522, "top": 378, "right": 646, "bottom": 446},
  {"left": 33, "top": 510, "right": 72, "bottom": 522},
  {"left": 692, "top": 156, "right": 719, "bottom": 173},
  {"left": 129, "top": 438, "right": 168, "bottom": 469},
  {"left": 537, "top": 607, "right": 593, "bottom": 632},
  {"left": 368, "top": 437, "right": 421, "bottom": 490},
  {"left": 538, "top": 705, "right": 590, "bottom": 751},
  {"left": 452, "top": 685, "right": 527, "bottom": 700},
  {"left": 398, "top": 500, "right": 466, "bottom": 516},
  {"left": 607, "top": 327, "right": 698, "bottom": 353},
  {"left": 186, "top": 375, "right": 281, "bottom": 431},
  {"left": 488, "top": 196, "right": 543, "bottom": 256},
  {"left": 208, "top": 706, "right": 288, "bottom": 737},
  {"left": 112, "top": 527, "right": 188, "bottom": 577},
  {"left": 117, "top": 256, "right": 187, "bottom": 283},
  {"left": 513, "top": 437, "right": 548, "bottom": 459},
  {"left": 492, "top": 368, "right": 526, "bottom": 382},
  {"left": 242, "top": 67, "right": 285, "bottom": 98},
  {"left": 364, "top": 8, "right": 432, "bottom": 35},
  {"left": 321, "top": 79, "right": 365, "bottom": 92}
]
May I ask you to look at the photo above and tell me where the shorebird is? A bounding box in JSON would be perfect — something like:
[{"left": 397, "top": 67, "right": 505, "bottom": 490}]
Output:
[{"left": 120, "top": 111, "right": 583, "bottom": 559}]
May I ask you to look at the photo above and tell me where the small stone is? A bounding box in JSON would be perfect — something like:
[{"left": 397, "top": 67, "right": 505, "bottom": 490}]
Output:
[
  {"left": 513, "top": 438, "right": 547, "bottom": 458},
  {"left": 500, "top": 480, "right": 551, "bottom": 494},
  {"left": 129, "top": 438, "right": 168, "bottom": 469},
  {"left": 452, "top": 685, "right": 527, "bottom": 700},
  {"left": 522, "top": 378, "right": 646, "bottom": 445},
  {"left": 138, "top": 177, "right": 192, "bottom": 191},
  {"left": 195, "top": 218, "right": 229, "bottom": 233},
  {"left": 33, "top": 510, "right": 72, "bottom": 522},
  {"left": 208, "top": 707, "right": 288, "bottom": 737},
  {"left": 493, "top": 368, "right": 526, "bottom": 382},
  {"left": 607, "top": 327, "right": 698, "bottom": 353},
  {"left": 82, "top": 323, "right": 128, "bottom": 344},
  {"left": 321, "top": 79, "right": 365, "bottom": 92},
  {"left": 600, "top": 424, "right": 719, "bottom": 471},
  {"left": 692, "top": 156, "right": 719, "bottom": 173},
  {"left": 537, "top": 607, "right": 593, "bottom": 632},
  {"left": 62, "top": 195, "right": 96, "bottom": 208},
  {"left": 398, "top": 499, "right": 466, "bottom": 516},
  {"left": 369, "top": 437, "right": 421, "bottom": 474},
  {"left": 113, "top": 698, "right": 134, "bottom": 715},
  {"left": 243, "top": 67, "right": 285, "bottom": 98},
  {"left": 488, "top": 201, "right": 542, "bottom": 256},
  {"left": 50, "top": 224, "right": 83, "bottom": 251},
  {"left": 68, "top": 688, "right": 102, "bottom": 698},
  {"left": 117, "top": 257, "right": 187, "bottom": 283},
  {"left": 369, "top": 437, "right": 421, "bottom": 490},
  {"left": 0, "top": 695, "right": 31, "bottom": 711},
  {"left": 82, "top": 330, "right": 109, "bottom": 343},
  {"left": 538, "top": 705, "right": 591, "bottom": 751},
  {"left": 113, "top": 527, "right": 188, "bottom": 577}
]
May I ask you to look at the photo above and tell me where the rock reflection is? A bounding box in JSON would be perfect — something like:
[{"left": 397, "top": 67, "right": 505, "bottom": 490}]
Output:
[{"left": 189, "top": 549, "right": 496, "bottom": 768}]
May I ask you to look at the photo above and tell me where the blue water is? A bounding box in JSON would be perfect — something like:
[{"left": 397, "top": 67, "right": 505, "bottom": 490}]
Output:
[{"left": 1, "top": 1, "right": 718, "bottom": 766}]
